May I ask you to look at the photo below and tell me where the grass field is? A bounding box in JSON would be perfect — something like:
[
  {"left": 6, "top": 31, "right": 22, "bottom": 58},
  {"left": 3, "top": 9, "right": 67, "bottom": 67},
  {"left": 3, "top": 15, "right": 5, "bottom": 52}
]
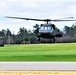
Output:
[{"left": 0, "top": 43, "right": 76, "bottom": 61}]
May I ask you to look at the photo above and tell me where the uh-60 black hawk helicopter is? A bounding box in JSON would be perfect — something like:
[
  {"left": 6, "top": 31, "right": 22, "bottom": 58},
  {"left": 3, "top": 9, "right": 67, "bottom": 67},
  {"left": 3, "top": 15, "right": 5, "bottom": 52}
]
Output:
[{"left": 5, "top": 16, "right": 76, "bottom": 43}]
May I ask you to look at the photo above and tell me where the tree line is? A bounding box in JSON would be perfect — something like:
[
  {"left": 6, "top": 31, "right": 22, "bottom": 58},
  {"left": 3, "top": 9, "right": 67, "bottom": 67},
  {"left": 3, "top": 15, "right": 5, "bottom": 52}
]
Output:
[
  {"left": 0, "top": 23, "right": 76, "bottom": 44},
  {"left": 0, "top": 24, "right": 39, "bottom": 44},
  {"left": 64, "top": 22, "right": 76, "bottom": 38}
]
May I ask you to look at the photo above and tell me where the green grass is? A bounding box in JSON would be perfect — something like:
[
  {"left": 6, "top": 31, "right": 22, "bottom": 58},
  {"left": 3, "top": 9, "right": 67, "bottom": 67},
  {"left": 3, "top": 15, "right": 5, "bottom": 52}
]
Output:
[{"left": 0, "top": 43, "right": 76, "bottom": 61}]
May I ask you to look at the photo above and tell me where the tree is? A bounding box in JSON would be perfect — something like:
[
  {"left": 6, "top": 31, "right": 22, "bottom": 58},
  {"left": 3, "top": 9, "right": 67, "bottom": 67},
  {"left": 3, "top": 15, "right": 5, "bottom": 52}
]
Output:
[
  {"left": 0, "top": 30, "right": 6, "bottom": 44},
  {"left": 2, "top": 29, "right": 7, "bottom": 36},
  {"left": 16, "top": 27, "right": 29, "bottom": 43},
  {"left": 0, "top": 31, "right": 5, "bottom": 37},
  {"left": 6, "top": 29, "right": 11, "bottom": 36},
  {"left": 54, "top": 27, "right": 61, "bottom": 34},
  {"left": 33, "top": 24, "right": 39, "bottom": 35},
  {"left": 64, "top": 23, "right": 76, "bottom": 38}
]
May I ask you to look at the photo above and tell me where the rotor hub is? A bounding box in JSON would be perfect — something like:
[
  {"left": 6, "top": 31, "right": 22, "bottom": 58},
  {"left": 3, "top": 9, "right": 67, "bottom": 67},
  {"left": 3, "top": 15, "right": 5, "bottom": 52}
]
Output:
[{"left": 44, "top": 19, "right": 51, "bottom": 24}]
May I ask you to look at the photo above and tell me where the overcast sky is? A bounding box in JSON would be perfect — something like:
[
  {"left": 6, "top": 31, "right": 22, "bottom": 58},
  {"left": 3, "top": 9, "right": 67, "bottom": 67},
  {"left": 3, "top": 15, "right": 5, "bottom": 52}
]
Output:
[{"left": 0, "top": 0, "right": 76, "bottom": 34}]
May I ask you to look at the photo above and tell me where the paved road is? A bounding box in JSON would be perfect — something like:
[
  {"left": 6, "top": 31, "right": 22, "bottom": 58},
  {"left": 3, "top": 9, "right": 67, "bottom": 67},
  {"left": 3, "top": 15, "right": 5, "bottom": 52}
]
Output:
[{"left": 0, "top": 62, "right": 76, "bottom": 70}]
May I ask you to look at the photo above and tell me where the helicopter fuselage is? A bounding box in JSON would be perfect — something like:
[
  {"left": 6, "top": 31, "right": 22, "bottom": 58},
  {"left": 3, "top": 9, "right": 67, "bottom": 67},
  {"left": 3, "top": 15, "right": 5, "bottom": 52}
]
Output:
[
  {"left": 38, "top": 24, "right": 62, "bottom": 43},
  {"left": 38, "top": 24, "right": 55, "bottom": 38}
]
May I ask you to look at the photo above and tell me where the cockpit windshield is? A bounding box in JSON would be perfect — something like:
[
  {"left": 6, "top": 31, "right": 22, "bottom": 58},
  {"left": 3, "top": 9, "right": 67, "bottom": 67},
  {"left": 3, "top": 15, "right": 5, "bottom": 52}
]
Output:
[{"left": 40, "top": 26, "right": 52, "bottom": 31}]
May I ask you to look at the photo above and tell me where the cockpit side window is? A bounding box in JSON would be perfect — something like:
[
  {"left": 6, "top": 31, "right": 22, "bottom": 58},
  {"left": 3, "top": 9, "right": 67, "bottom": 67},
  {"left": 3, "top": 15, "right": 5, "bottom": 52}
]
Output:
[
  {"left": 48, "top": 26, "right": 52, "bottom": 30},
  {"left": 40, "top": 26, "right": 44, "bottom": 30}
]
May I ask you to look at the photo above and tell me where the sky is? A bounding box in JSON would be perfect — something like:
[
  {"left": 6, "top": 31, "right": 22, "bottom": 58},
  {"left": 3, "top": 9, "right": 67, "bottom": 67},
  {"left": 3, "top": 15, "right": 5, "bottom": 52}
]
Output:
[{"left": 0, "top": 0, "right": 76, "bottom": 34}]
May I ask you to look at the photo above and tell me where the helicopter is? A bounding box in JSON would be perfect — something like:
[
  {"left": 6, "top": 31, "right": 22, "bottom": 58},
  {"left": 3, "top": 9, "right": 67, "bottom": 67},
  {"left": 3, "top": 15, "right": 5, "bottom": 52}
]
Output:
[{"left": 5, "top": 16, "right": 76, "bottom": 43}]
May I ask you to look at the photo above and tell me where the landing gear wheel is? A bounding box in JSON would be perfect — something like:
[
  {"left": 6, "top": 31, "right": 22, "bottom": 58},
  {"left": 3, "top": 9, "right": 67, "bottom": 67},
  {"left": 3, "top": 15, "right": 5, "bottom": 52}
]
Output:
[
  {"left": 53, "top": 37, "right": 55, "bottom": 43},
  {"left": 38, "top": 37, "right": 40, "bottom": 42},
  {"left": 50, "top": 37, "right": 55, "bottom": 43}
]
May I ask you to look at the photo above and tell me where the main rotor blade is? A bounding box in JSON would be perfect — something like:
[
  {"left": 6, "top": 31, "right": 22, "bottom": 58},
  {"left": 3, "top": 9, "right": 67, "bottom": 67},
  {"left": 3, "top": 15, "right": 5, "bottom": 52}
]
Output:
[
  {"left": 51, "top": 19, "right": 76, "bottom": 22},
  {"left": 5, "top": 16, "right": 45, "bottom": 21},
  {"left": 5, "top": 16, "right": 76, "bottom": 22},
  {"left": 54, "top": 17, "right": 73, "bottom": 20}
]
